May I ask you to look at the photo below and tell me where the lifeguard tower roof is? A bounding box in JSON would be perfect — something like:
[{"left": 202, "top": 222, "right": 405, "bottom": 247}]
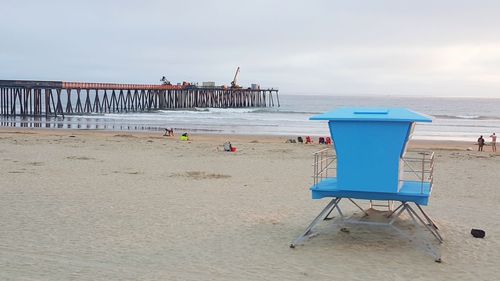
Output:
[{"left": 310, "top": 107, "right": 432, "bottom": 123}]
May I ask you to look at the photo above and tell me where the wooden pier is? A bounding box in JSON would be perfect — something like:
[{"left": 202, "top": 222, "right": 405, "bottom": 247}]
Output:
[{"left": 0, "top": 80, "right": 279, "bottom": 117}]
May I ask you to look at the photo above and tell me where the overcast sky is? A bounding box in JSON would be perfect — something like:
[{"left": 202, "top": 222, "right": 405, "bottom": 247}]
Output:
[{"left": 1, "top": 0, "right": 500, "bottom": 97}]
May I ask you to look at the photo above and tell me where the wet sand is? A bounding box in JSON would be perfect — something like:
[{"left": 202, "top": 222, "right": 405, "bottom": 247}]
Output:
[{"left": 1, "top": 128, "right": 499, "bottom": 280}]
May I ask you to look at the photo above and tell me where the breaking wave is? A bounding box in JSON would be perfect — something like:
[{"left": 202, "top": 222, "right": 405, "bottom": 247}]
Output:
[{"left": 432, "top": 114, "right": 500, "bottom": 120}]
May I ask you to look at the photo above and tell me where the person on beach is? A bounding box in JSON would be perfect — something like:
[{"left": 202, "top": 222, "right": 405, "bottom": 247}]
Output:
[
  {"left": 180, "top": 132, "right": 189, "bottom": 141},
  {"left": 477, "top": 135, "right": 485, "bottom": 151},
  {"left": 223, "top": 141, "right": 232, "bottom": 152},
  {"left": 490, "top": 133, "right": 497, "bottom": 152},
  {"left": 163, "top": 128, "right": 174, "bottom": 136}
]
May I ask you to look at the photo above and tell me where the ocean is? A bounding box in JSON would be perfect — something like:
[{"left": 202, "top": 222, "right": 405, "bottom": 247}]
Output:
[{"left": 1, "top": 95, "right": 499, "bottom": 141}]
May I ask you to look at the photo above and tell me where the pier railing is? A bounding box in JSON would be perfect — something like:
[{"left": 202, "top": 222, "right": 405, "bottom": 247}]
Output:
[{"left": 312, "top": 148, "right": 435, "bottom": 194}]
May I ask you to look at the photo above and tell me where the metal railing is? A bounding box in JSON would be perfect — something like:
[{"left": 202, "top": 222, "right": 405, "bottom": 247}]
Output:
[
  {"left": 311, "top": 149, "right": 435, "bottom": 194},
  {"left": 312, "top": 148, "right": 337, "bottom": 186},
  {"left": 401, "top": 150, "right": 435, "bottom": 193}
]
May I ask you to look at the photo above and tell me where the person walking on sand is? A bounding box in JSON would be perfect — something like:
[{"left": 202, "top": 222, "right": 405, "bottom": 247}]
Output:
[
  {"left": 477, "top": 135, "right": 485, "bottom": 152},
  {"left": 490, "top": 133, "right": 497, "bottom": 152}
]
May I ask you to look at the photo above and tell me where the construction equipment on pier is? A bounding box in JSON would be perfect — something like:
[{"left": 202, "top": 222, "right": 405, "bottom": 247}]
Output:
[
  {"left": 230, "top": 67, "right": 241, "bottom": 89},
  {"left": 160, "top": 76, "right": 171, "bottom": 85}
]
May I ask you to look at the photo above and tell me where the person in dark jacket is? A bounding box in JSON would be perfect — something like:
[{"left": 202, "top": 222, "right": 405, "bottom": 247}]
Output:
[{"left": 478, "top": 135, "right": 485, "bottom": 151}]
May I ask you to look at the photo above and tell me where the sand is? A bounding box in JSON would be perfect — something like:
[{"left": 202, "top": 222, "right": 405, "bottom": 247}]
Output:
[{"left": 1, "top": 128, "right": 499, "bottom": 280}]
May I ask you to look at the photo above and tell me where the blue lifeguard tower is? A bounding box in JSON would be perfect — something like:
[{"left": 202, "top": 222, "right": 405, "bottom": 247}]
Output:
[{"left": 291, "top": 107, "right": 443, "bottom": 261}]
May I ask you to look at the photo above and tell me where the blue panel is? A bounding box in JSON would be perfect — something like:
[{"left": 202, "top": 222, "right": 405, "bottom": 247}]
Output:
[
  {"left": 310, "top": 107, "right": 432, "bottom": 123},
  {"left": 400, "top": 123, "right": 415, "bottom": 157},
  {"left": 310, "top": 178, "right": 431, "bottom": 205},
  {"left": 330, "top": 120, "right": 411, "bottom": 193}
]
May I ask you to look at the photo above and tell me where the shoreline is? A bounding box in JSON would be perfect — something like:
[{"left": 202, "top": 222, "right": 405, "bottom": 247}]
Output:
[{"left": 0, "top": 127, "right": 486, "bottom": 151}]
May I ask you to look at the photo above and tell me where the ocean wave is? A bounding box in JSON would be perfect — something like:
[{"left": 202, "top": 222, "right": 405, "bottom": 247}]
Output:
[
  {"left": 432, "top": 114, "right": 500, "bottom": 120},
  {"left": 157, "top": 108, "right": 323, "bottom": 115},
  {"left": 202, "top": 108, "right": 261, "bottom": 113},
  {"left": 255, "top": 109, "right": 323, "bottom": 114},
  {"left": 157, "top": 108, "right": 263, "bottom": 114}
]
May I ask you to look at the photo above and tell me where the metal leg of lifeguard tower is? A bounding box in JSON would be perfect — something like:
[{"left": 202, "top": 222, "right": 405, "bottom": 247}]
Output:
[
  {"left": 290, "top": 198, "right": 341, "bottom": 248},
  {"left": 392, "top": 202, "right": 443, "bottom": 262},
  {"left": 291, "top": 198, "right": 443, "bottom": 262},
  {"left": 324, "top": 198, "right": 368, "bottom": 220}
]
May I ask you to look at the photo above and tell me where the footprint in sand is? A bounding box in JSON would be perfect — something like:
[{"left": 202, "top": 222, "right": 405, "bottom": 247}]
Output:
[
  {"left": 111, "top": 170, "right": 143, "bottom": 175},
  {"left": 170, "top": 171, "right": 231, "bottom": 180},
  {"left": 66, "top": 156, "right": 96, "bottom": 161},
  {"left": 113, "top": 134, "right": 137, "bottom": 138}
]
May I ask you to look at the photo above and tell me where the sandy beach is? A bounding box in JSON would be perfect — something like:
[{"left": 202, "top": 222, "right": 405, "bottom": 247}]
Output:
[{"left": 1, "top": 128, "right": 499, "bottom": 280}]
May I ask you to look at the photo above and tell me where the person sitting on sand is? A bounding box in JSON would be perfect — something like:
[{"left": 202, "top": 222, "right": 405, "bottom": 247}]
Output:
[
  {"left": 325, "top": 137, "right": 332, "bottom": 145},
  {"left": 478, "top": 135, "right": 485, "bottom": 151},
  {"left": 223, "top": 141, "right": 232, "bottom": 152},
  {"left": 490, "top": 133, "right": 497, "bottom": 152},
  {"left": 180, "top": 132, "right": 189, "bottom": 141},
  {"left": 297, "top": 136, "right": 303, "bottom": 143},
  {"left": 319, "top": 137, "right": 325, "bottom": 144},
  {"left": 305, "top": 136, "right": 312, "bottom": 144}
]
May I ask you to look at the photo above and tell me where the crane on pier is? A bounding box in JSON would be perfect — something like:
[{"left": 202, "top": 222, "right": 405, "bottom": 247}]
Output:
[
  {"left": 230, "top": 67, "right": 241, "bottom": 89},
  {"left": 160, "top": 76, "right": 171, "bottom": 85}
]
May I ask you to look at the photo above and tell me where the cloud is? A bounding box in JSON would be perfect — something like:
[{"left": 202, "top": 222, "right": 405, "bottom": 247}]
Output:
[{"left": 1, "top": 0, "right": 500, "bottom": 96}]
